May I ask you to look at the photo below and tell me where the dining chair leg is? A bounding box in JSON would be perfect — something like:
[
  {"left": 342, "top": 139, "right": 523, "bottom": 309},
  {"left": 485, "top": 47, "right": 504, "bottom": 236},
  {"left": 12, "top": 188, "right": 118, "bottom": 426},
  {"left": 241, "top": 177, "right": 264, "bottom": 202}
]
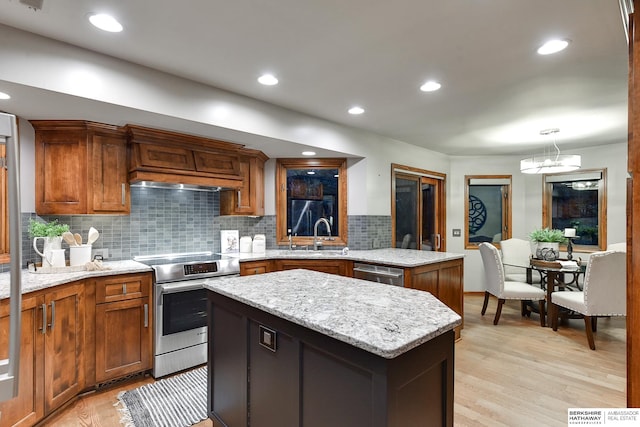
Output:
[
  {"left": 481, "top": 291, "right": 490, "bottom": 315},
  {"left": 550, "top": 303, "right": 558, "bottom": 331},
  {"left": 521, "top": 301, "right": 527, "bottom": 316},
  {"left": 584, "top": 315, "right": 596, "bottom": 350},
  {"left": 493, "top": 299, "right": 505, "bottom": 325},
  {"left": 591, "top": 317, "right": 598, "bottom": 332},
  {"left": 538, "top": 300, "right": 546, "bottom": 327}
]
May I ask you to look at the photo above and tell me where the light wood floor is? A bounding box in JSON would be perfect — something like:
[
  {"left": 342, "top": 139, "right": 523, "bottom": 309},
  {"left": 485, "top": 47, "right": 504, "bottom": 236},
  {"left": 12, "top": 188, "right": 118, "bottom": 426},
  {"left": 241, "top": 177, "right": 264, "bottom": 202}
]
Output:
[{"left": 47, "top": 293, "right": 626, "bottom": 426}]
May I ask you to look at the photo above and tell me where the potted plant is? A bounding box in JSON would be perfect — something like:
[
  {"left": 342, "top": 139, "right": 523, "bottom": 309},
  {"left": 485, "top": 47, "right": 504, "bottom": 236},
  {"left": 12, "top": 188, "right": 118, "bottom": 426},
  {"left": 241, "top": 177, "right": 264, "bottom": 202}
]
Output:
[
  {"left": 29, "top": 219, "right": 70, "bottom": 265},
  {"left": 529, "top": 227, "right": 566, "bottom": 260}
]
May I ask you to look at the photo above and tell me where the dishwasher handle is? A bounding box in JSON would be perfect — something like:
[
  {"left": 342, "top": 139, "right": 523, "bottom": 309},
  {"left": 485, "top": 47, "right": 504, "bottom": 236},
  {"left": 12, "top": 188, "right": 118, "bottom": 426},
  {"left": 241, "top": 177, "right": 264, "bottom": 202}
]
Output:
[{"left": 353, "top": 267, "right": 403, "bottom": 279}]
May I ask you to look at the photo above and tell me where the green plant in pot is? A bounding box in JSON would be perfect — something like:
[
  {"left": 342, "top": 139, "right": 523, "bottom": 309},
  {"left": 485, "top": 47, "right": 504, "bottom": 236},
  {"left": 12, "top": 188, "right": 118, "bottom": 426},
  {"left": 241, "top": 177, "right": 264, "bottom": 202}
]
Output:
[
  {"left": 529, "top": 228, "right": 566, "bottom": 261},
  {"left": 29, "top": 219, "right": 70, "bottom": 267}
]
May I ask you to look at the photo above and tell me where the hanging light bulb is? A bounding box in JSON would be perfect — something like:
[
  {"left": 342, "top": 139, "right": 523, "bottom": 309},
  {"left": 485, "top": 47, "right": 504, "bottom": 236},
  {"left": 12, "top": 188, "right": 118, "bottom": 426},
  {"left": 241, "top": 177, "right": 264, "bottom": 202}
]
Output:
[{"left": 520, "top": 128, "right": 581, "bottom": 174}]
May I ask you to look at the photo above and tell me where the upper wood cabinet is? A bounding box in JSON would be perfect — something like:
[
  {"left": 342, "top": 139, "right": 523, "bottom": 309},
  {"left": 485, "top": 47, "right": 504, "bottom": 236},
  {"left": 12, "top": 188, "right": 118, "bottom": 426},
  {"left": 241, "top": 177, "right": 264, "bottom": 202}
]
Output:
[
  {"left": 32, "top": 121, "right": 130, "bottom": 215},
  {"left": 220, "top": 150, "right": 267, "bottom": 216},
  {"left": 126, "top": 125, "right": 246, "bottom": 188}
]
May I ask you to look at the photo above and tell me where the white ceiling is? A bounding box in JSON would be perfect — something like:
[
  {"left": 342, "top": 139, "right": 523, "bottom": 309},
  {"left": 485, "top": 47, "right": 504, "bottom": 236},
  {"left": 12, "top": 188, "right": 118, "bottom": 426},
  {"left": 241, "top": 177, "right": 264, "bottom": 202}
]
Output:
[{"left": 0, "top": 0, "right": 630, "bottom": 157}]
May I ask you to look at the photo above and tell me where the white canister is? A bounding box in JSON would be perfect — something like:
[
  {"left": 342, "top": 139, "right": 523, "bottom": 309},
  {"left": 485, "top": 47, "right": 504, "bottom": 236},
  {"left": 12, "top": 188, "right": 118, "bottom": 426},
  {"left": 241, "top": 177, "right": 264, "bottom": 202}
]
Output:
[
  {"left": 252, "top": 234, "right": 266, "bottom": 253},
  {"left": 70, "top": 244, "right": 92, "bottom": 266},
  {"left": 239, "top": 236, "right": 253, "bottom": 253}
]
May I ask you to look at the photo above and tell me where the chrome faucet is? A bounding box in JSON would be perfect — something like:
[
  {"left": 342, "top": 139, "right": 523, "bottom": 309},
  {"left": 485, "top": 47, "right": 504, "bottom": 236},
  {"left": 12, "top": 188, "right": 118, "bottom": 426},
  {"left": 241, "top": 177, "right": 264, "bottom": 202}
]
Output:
[{"left": 313, "top": 218, "right": 331, "bottom": 250}]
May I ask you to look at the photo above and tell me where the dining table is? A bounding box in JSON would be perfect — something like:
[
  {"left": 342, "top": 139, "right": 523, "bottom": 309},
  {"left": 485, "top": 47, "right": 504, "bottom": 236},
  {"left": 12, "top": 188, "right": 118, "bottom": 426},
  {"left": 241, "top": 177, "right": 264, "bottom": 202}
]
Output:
[{"left": 529, "top": 259, "right": 585, "bottom": 326}]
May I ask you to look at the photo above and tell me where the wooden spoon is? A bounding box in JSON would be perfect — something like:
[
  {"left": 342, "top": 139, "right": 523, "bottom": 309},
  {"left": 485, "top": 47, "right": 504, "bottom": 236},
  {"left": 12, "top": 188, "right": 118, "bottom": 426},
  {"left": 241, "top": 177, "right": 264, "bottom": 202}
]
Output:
[
  {"left": 62, "top": 231, "right": 77, "bottom": 246},
  {"left": 74, "top": 233, "right": 82, "bottom": 246},
  {"left": 87, "top": 227, "right": 100, "bottom": 245}
]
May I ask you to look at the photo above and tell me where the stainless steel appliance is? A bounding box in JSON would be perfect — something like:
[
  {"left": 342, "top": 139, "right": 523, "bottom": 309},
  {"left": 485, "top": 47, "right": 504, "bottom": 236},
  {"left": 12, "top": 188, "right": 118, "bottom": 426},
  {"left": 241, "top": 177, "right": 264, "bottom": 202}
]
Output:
[
  {"left": 0, "top": 113, "right": 22, "bottom": 402},
  {"left": 353, "top": 262, "right": 404, "bottom": 287},
  {"left": 133, "top": 252, "right": 239, "bottom": 378}
]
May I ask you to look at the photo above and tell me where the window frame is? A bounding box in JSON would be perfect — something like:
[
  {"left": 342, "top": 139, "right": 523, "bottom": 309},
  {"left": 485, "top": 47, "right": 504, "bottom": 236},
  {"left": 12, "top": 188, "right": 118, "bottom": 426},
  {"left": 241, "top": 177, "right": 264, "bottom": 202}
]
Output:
[
  {"left": 0, "top": 141, "right": 9, "bottom": 263},
  {"left": 275, "top": 158, "right": 348, "bottom": 247},
  {"left": 465, "top": 175, "right": 512, "bottom": 249},
  {"left": 542, "top": 168, "right": 607, "bottom": 252}
]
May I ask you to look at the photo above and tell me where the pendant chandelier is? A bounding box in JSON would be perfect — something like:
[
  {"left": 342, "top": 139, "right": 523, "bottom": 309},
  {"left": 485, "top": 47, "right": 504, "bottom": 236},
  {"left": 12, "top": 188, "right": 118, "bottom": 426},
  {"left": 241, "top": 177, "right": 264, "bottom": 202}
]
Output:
[{"left": 520, "top": 128, "right": 581, "bottom": 174}]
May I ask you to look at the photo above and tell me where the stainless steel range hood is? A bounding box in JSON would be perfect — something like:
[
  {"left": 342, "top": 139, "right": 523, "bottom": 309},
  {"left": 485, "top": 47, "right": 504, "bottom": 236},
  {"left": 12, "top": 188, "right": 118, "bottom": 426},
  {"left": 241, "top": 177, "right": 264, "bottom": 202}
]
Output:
[{"left": 130, "top": 181, "right": 222, "bottom": 192}]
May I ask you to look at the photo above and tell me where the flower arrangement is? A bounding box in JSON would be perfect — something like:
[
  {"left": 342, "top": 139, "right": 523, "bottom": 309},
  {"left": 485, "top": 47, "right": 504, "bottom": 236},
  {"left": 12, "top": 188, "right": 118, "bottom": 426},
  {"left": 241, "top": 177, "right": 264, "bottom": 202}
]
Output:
[
  {"left": 27, "top": 218, "right": 70, "bottom": 237},
  {"left": 528, "top": 227, "right": 566, "bottom": 243}
]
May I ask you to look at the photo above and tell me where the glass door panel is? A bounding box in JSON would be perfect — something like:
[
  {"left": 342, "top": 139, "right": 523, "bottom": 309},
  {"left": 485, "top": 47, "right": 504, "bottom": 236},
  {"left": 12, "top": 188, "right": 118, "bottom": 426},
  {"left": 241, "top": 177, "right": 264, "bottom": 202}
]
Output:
[{"left": 394, "top": 175, "right": 419, "bottom": 249}]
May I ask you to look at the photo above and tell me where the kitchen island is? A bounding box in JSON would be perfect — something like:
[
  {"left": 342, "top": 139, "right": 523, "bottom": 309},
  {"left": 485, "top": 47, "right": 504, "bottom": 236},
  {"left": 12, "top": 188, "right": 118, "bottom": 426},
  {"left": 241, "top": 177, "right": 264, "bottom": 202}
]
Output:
[
  {"left": 205, "top": 269, "right": 461, "bottom": 427},
  {"left": 235, "top": 248, "right": 465, "bottom": 339}
]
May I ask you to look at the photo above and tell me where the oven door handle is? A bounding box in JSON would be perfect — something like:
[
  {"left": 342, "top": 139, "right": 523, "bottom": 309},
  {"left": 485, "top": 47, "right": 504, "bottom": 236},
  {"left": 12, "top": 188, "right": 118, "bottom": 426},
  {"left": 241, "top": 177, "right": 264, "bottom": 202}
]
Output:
[{"left": 159, "top": 281, "right": 206, "bottom": 294}]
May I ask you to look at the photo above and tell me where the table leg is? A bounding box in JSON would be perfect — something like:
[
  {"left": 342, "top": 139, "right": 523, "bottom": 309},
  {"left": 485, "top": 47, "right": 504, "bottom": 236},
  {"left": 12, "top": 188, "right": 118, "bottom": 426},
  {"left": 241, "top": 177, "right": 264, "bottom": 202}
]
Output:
[{"left": 544, "top": 271, "right": 561, "bottom": 327}]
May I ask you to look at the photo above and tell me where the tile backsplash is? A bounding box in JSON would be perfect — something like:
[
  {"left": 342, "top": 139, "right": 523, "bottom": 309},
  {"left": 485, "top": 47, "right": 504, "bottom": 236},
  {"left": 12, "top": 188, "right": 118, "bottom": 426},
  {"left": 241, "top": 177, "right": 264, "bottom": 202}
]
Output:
[{"left": 1, "top": 187, "right": 391, "bottom": 272}]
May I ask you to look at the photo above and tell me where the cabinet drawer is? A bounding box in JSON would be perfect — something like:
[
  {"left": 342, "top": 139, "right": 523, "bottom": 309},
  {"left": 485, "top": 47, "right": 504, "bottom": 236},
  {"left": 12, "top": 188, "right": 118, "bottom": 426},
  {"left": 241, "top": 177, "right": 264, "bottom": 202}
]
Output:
[{"left": 96, "top": 274, "right": 150, "bottom": 303}]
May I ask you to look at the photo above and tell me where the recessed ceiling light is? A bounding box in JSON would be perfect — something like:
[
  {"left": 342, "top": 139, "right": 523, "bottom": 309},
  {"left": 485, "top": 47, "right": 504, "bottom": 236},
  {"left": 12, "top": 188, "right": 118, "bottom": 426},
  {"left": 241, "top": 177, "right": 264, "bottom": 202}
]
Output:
[
  {"left": 348, "top": 106, "right": 365, "bottom": 115},
  {"left": 302, "top": 151, "right": 316, "bottom": 156},
  {"left": 258, "top": 74, "right": 278, "bottom": 86},
  {"left": 420, "top": 81, "right": 441, "bottom": 92},
  {"left": 307, "top": 171, "right": 316, "bottom": 175},
  {"left": 0, "top": 92, "right": 10, "bottom": 100},
  {"left": 89, "top": 13, "right": 123, "bottom": 32},
  {"left": 537, "top": 39, "right": 570, "bottom": 55}
]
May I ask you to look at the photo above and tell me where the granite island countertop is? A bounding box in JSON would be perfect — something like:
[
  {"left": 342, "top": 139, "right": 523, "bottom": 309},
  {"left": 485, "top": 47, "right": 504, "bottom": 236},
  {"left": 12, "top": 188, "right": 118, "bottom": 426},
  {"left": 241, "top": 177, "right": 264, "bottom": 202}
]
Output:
[
  {"left": 204, "top": 269, "right": 462, "bottom": 359},
  {"left": 0, "top": 260, "right": 152, "bottom": 299},
  {"left": 232, "top": 247, "right": 464, "bottom": 268}
]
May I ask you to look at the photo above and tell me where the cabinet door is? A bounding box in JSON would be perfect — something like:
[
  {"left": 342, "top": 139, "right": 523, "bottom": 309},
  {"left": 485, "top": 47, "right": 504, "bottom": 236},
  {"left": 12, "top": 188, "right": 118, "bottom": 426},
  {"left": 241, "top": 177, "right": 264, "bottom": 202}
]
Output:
[
  {"left": 95, "top": 297, "right": 151, "bottom": 383},
  {"left": 220, "top": 155, "right": 265, "bottom": 216},
  {"left": 90, "top": 132, "right": 129, "bottom": 213},
  {"left": 0, "top": 294, "right": 43, "bottom": 427},
  {"left": 34, "top": 129, "right": 87, "bottom": 214},
  {"left": 240, "top": 260, "right": 272, "bottom": 276},
  {"left": 43, "top": 283, "right": 85, "bottom": 414}
]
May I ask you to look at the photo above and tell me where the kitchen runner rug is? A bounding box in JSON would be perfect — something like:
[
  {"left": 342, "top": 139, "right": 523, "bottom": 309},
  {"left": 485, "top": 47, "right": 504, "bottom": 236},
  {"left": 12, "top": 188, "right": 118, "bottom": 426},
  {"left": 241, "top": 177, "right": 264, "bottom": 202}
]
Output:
[{"left": 116, "top": 366, "right": 207, "bottom": 427}]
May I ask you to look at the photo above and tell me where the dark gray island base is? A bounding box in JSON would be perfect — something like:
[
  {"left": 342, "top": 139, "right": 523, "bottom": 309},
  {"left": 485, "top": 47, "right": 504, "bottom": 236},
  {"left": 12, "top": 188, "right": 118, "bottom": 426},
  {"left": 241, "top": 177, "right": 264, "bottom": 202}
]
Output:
[{"left": 205, "top": 270, "right": 461, "bottom": 427}]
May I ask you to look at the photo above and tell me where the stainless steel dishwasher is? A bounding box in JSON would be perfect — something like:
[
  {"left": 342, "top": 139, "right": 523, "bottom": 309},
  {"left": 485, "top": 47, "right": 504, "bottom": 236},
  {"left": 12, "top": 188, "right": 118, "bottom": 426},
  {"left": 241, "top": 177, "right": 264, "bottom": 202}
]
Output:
[{"left": 353, "top": 262, "right": 404, "bottom": 286}]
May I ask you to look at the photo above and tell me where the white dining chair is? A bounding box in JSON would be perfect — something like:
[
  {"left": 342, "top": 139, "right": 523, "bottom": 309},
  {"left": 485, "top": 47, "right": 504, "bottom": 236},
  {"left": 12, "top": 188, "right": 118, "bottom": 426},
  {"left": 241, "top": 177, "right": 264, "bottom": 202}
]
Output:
[
  {"left": 500, "top": 238, "right": 541, "bottom": 285},
  {"left": 550, "top": 250, "right": 626, "bottom": 350},
  {"left": 479, "top": 243, "right": 546, "bottom": 326}
]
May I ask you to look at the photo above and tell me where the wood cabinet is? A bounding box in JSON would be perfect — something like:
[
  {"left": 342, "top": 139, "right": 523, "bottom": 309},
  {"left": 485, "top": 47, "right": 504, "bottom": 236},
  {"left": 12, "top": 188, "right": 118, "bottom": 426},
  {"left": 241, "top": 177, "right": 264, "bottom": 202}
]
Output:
[
  {"left": 0, "top": 294, "right": 42, "bottom": 427},
  {"left": 32, "top": 121, "right": 130, "bottom": 215},
  {"left": 274, "top": 259, "right": 352, "bottom": 276},
  {"left": 208, "top": 291, "right": 455, "bottom": 427},
  {"left": 93, "top": 273, "right": 152, "bottom": 383},
  {"left": 240, "top": 260, "right": 273, "bottom": 276},
  {"left": 42, "top": 282, "right": 85, "bottom": 414},
  {"left": 406, "top": 258, "right": 464, "bottom": 339},
  {"left": 0, "top": 282, "right": 85, "bottom": 425},
  {"left": 127, "top": 125, "right": 247, "bottom": 188},
  {"left": 220, "top": 151, "right": 267, "bottom": 216}
]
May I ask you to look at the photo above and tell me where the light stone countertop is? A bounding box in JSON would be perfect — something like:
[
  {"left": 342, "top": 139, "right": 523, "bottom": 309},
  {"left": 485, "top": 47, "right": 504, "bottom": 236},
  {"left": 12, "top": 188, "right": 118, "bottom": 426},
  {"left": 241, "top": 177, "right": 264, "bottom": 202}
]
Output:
[
  {"left": 231, "top": 247, "right": 464, "bottom": 268},
  {"left": 204, "top": 269, "right": 462, "bottom": 359},
  {"left": 0, "top": 260, "right": 152, "bottom": 299}
]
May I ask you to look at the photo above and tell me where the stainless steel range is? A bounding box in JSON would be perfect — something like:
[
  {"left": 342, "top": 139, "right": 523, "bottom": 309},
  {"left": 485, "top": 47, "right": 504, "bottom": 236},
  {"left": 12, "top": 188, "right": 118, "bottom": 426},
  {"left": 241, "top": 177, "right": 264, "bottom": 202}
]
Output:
[{"left": 133, "top": 252, "right": 239, "bottom": 378}]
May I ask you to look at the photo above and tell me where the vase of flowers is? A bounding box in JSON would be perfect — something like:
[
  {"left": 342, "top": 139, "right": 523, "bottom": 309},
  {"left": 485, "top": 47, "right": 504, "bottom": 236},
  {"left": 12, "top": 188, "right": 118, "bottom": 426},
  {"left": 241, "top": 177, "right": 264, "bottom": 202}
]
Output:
[
  {"left": 529, "top": 228, "right": 566, "bottom": 261},
  {"left": 28, "top": 219, "right": 70, "bottom": 267}
]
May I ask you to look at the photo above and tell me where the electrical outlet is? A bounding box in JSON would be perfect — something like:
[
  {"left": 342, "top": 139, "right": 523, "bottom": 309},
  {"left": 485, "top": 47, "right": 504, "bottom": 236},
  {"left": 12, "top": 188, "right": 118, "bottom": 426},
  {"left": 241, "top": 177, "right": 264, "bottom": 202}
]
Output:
[
  {"left": 452, "top": 229, "right": 461, "bottom": 237},
  {"left": 92, "top": 248, "right": 109, "bottom": 259}
]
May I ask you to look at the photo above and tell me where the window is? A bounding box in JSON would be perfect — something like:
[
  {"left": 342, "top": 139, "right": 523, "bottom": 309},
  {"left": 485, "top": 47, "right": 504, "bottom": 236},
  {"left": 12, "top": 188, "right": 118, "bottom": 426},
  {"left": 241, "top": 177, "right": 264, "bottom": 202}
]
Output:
[
  {"left": 543, "top": 169, "right": 606, "bottom": 251},
  {"left": 465, "top": 175, "right": 512, "bottom": 249},
  {"left": 276, "top": 158, "right": 347, "bottom": 247}
]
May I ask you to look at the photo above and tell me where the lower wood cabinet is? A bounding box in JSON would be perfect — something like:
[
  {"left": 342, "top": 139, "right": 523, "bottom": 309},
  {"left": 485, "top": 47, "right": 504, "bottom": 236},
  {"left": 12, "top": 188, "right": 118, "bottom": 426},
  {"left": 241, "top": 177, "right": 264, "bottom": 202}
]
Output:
[
  {"left": 93, "top": 273, "right": 152, "bottom": 384},
  {"left": 0, "top": 272, "right": 153, "bottom": 427},
  {"left": 239, "top": 260, "right": 273, "bottom": 276},
  {"left": 0, "top": 294, "right": 42, "bottom": 427},
  {"left": 406, "top": 258, "right": 464, "bottom": 339},
  {"left": 274, "top": 259, "right": 352, "bottom": 276},
  {"left": 0, "top": 282, "right": 85, "bottom": 426}
]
